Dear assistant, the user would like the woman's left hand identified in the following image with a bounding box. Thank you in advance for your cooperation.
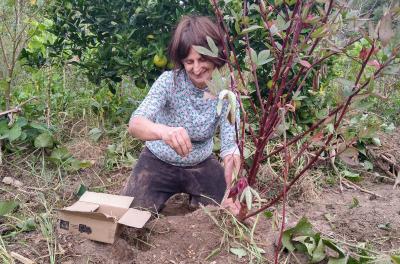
[223,154,241,188]
[221,197,241,216]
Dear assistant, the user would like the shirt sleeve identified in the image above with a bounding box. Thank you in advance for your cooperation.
[131,71,172,121]
[219,97,240,158]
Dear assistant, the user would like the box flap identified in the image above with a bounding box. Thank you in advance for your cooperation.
[118,208,151,228]
[63,201,99,213]
[79,191,134,208]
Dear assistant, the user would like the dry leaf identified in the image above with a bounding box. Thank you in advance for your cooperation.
[338,146,359,166]
[10,252,35,264]
[2,177,23,188]
[378,12,394,46]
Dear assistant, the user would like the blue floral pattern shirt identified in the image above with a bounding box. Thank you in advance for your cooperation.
[131,70,239,166]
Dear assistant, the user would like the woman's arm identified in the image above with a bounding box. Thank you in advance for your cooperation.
[129,116,192,157]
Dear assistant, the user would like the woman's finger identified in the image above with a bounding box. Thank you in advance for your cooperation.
[178,129,192,155]
[174,133,188,157]
[170,133,183,156]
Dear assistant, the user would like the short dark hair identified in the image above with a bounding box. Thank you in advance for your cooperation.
[168,16,227,70]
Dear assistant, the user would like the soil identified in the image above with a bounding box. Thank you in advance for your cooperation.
[1,130,399,263]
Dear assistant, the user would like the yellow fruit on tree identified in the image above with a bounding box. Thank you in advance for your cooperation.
[153,54,168,68]
[166,61,175,70]
[267,80,274,89]
[293,100,302,109]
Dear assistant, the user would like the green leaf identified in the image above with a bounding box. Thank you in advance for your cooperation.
[372,137,381,146]
[257,50,272,66]
[8,125,22,142]
[230,247,247,258]
[17,217,36,232]
[292,236,316,256]
[363,161,373,171]
[311,237,326,263]
[192,45,218,58]
[311,25,328,39]
[30,122,49,132]
[50,147,71,161]
[264,211,273,218]
[323,239,346,258]
[76,184,87,198]
[34,133,54,148]
[206,36,219,55]
[0,201,19,216]
[88,128,103,142]
[249,48,257,65]
[241,25,262,34]
[391,255,400,264]
[282,217,315,252]
[328,256,348,264]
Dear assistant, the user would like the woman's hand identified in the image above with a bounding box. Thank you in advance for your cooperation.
[222,154,241,215]
[161,127,193,157]
[221,197,241,215]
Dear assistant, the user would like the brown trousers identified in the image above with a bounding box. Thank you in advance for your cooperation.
[121,148,226,213]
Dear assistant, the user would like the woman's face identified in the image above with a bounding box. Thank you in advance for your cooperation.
[182,47,216,89]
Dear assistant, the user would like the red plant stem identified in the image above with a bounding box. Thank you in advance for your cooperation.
[244,40,387,221]
[243,0,264,113]
[274,108,289,264]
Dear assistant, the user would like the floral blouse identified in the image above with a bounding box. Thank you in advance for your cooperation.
[131,70,239,166]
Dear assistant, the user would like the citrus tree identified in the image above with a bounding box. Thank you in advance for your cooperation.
[25,0,214,91]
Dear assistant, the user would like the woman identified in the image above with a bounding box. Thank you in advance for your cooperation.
[122,16,240,214]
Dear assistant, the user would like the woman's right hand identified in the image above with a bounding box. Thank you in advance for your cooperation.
[161,127,192,157]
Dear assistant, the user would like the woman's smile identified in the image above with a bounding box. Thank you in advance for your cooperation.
[182,47,216,89]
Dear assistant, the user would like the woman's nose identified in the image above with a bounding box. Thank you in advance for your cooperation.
[193,61,202,74]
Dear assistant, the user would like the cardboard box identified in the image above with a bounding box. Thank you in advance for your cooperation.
[57,191,151,244]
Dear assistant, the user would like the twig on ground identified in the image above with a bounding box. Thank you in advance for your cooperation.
[341,178,383,198]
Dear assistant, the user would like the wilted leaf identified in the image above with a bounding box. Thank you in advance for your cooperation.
[378,12,394,46]
[34,133,54,148]
[230,247,247,258]
[349,197,360,209]
[299,59,312,69]
[338,146,359,166]
[0,201,19,216]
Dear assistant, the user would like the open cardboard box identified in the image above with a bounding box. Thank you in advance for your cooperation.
[57,191,151,244]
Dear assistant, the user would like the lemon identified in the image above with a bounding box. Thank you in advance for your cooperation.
[153,54,168,68]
